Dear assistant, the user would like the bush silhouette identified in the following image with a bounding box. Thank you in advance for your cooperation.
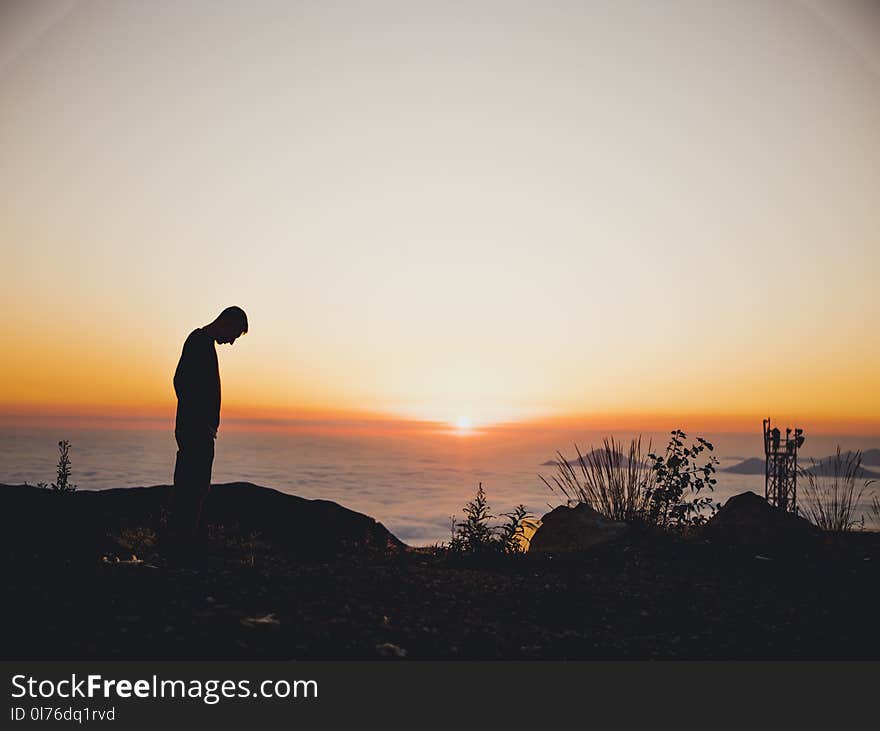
[37,440,78,494]
[449,483,532,555]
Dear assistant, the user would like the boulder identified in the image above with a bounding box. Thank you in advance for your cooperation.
[701,491,822,554]
[0,482,405,563]
[529,503,628,553]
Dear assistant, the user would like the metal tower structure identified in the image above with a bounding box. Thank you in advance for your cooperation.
[762,418,804,513]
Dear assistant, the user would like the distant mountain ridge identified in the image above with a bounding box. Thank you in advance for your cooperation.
[723,451,880,479]
[856,449,880,466]
[722,458,766,475]
[541,449,646,469]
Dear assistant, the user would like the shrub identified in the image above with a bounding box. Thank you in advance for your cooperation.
[645,430,718,529]
[113,526,157,561]
[799,447,875,533]
[539,437,655,522]
[449,483,533,555]
[37,440,78,494]
[206,523,272,566]
[497,505,533,555]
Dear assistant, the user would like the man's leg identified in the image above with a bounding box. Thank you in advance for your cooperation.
[191,436,215,545]
[167,431,214,561]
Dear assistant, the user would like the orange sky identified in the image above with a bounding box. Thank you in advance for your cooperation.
[2,1,879,435]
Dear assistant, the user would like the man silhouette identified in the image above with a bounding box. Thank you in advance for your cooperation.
[165,306,248,563]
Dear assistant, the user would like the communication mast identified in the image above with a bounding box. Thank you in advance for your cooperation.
[762,418,804,512]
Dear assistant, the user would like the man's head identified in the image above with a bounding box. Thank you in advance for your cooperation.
[210,306,248,345]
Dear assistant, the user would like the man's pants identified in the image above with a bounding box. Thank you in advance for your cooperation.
[168,429,215,557]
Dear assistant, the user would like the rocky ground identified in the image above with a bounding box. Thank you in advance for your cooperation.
[2,484,879,659]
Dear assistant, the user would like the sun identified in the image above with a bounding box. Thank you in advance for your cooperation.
[455,415,473,432]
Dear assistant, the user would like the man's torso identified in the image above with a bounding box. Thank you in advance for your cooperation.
[174,327,221,435]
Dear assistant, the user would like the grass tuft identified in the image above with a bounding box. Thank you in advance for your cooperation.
[799,447,875,533]
[539,437,655,522]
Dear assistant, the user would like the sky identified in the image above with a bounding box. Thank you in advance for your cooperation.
[2,0,879,434]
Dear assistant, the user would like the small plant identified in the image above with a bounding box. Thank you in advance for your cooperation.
[449,483,533,555]
[449,483,495,553]
[37,440,78,493]
[645,430,718,529]
[497,505,532,554]
[239,530,267,567]
[114,526,157,560]
[206,523,271,566]
[799,447,875,533]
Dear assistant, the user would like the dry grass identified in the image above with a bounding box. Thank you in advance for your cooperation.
[113,526,158,560]
[799,447,875,533]
[540,437,656,522]
[208,524,271,566]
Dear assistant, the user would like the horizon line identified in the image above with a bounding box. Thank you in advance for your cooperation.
[1,404,879,437]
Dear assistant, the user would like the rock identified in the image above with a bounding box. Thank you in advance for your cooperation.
[529,503,628,553]
[241,613,280,628]
[375,642,408,658]
[0,482,405,564]
[701,491,822,554]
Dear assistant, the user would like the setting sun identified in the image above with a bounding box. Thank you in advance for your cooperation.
[455,416,473,433]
